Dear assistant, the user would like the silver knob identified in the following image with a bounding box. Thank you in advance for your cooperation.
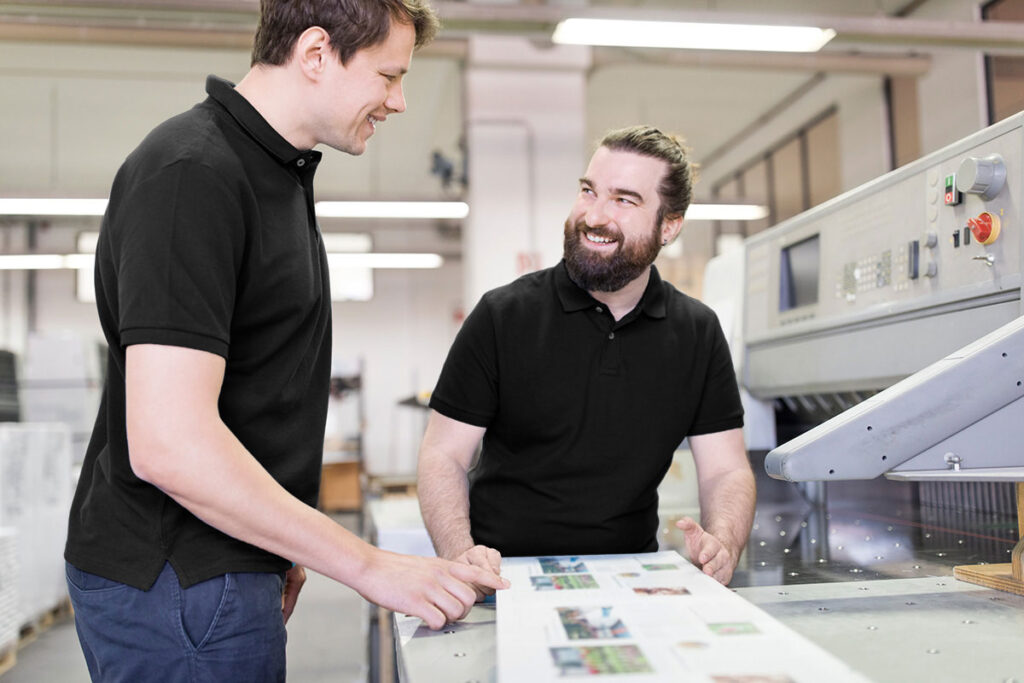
[925,261,938,278]
[924,231,938,249]
[956,154,1006,200]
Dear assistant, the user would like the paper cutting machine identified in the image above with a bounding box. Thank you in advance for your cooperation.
[742,111,1024,594]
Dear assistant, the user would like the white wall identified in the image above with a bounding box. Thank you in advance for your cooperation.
[330,263,463,475]
[912,0,989,155]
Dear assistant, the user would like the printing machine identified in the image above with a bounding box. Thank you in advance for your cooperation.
[743,110,1024,595]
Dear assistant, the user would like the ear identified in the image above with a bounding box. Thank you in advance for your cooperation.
[293,26,333,80]
[660,213,684,246]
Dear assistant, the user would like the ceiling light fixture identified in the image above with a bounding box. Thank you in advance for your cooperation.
[314,201,469,219]
[0,198,109,216]
[0,252,442,271]
[326,253,443,269]
[552,18,836,52]
[0,198,470,220]
[687,204,770,221]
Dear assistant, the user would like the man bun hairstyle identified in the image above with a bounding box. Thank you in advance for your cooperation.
[598,125,696,225]
[252,0,440,67]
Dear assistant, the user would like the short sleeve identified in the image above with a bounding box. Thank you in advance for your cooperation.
[687,312,745,436]
[110,160,245,358]
[429,296,500,427]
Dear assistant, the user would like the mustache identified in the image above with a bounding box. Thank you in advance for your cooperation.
[569,218,622,242]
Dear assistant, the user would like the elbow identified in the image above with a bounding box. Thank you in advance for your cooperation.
[126,416,184,488]
[126,428,165,486]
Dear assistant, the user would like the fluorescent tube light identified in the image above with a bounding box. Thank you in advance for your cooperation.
[0,251,440,271]
[553,18,836,52]
[0,254,80,270]
[0,198,469,220]
[326,253,443,269]
[687,204,769,221]
[0,198,108,216]
[321,233,373,252]
[315,201,469,219]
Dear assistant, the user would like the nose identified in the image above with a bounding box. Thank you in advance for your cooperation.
[584,199,610,227]
[386,83,407,114]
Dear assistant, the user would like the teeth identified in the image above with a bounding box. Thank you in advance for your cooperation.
[367,116,377,129]
[586,232,614,244]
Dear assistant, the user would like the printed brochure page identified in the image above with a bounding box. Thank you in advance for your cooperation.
[497,551,869,682]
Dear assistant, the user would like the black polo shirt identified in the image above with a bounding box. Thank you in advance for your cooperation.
[430,261,743,557]
[65,75,332,589]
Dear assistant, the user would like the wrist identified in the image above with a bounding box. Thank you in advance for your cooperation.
[439,539,474,561]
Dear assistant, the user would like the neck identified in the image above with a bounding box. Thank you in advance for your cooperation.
[589,266,651,321]
[234,65,313,150]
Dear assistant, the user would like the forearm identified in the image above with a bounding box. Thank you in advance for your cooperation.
[698,467,756,557]
[133,419,376,590]
[417,450,474,560]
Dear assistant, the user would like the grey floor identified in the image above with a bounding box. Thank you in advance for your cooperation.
[3,514,368,682]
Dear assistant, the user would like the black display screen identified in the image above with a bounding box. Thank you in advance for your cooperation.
[779,235,820,312]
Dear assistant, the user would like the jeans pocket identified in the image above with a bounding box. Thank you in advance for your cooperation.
[65,562,127,596]
[180,573,230,650]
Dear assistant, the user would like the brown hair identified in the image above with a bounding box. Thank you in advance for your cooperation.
[598,125,696,224]
[251,0,439,67]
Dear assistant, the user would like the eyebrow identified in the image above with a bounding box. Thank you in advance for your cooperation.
[579,177,645,203]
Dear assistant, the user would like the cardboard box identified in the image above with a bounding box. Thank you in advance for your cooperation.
[319,461,362,511]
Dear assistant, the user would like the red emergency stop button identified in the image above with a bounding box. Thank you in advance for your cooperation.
[967,211,1001,245]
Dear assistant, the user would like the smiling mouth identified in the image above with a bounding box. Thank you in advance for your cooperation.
[367,114,384,131]
[584,231,617,246]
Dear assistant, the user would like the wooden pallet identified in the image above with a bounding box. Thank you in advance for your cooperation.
[366,474,418,499]
[18,598,73,649]
[0,646,15,678]
[955,482,1024,596]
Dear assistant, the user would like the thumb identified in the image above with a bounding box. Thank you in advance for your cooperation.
[676,517,704,558]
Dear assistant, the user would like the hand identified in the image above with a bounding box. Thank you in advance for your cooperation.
[356,549,510,630]
[676,516,737,585]
[453,544,502,601]
[281,564,306,623]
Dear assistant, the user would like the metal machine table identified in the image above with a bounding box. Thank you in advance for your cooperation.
[394,577,1024,682]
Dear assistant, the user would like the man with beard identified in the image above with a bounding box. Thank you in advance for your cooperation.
[417,126,755,593]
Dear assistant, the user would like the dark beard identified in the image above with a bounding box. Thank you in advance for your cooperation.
[562,218,661,292]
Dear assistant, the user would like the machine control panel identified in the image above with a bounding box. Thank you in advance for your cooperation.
[743,112,1024,397]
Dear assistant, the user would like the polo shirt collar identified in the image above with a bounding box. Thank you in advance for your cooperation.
[555,260,667,319]
[205,75,321,169]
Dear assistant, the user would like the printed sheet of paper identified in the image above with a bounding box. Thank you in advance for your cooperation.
[497,551,869,682]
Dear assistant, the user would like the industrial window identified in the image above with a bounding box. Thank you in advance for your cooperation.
[710,107,839,244]
[885,76,922,169]
[983,0,1024,124]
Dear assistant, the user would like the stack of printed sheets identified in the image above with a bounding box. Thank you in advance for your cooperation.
[497,551,870,682]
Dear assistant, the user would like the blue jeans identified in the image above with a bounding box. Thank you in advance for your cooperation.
[66,561,287,682]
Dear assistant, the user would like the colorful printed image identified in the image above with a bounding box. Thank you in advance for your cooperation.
[616,572,641,578]
[674,640,709,650]
[540,557,590,574]
[711,676,795,683]
[707,622,760,636]
[557,606,631,640]
[550,645,654,675]
[531,574,599,591]
[633,586,690,596]
[641,563,680,571]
